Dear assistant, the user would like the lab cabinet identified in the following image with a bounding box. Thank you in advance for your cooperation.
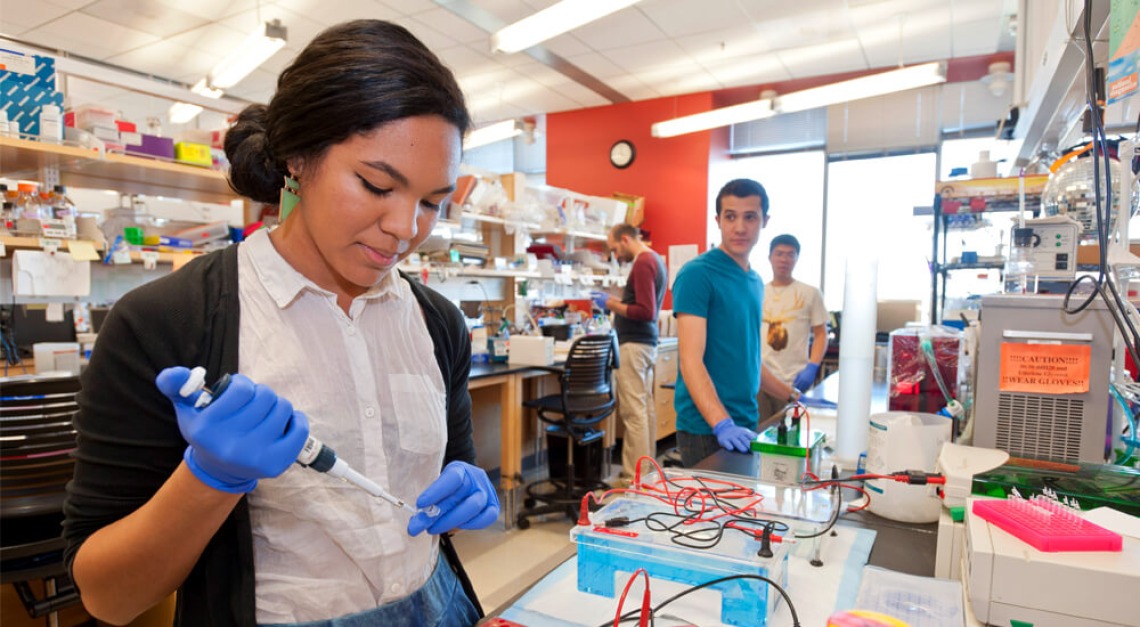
[653,338,678,440]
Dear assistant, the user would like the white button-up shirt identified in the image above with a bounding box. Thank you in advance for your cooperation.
[237,230,446,623]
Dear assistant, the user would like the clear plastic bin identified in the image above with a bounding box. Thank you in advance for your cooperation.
[572,497,790,626]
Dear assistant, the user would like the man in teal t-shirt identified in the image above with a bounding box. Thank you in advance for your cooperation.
[673,179,800,467]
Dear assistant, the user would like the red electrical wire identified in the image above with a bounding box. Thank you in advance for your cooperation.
[612,568,652,627]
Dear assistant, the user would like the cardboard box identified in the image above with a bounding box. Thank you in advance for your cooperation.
[508,335,554,366]
[0,48,64,137]
[174,141,212,167]
[613,192,646,226]
[125,134,175,160]
[499,172,527,202]
[34,342,81,375]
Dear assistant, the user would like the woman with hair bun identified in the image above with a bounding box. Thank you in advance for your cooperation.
[63,20,495,626]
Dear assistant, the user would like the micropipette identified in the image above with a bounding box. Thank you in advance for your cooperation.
[179,367,439,518]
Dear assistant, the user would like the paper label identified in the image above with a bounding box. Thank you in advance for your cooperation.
[999,342,1091,394]
[140,250,159,270]
[68,240,101,261]
[0,49,35,75]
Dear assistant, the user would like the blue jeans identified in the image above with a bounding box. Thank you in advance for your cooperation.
[676,431,722,468]
[260,557,480,627]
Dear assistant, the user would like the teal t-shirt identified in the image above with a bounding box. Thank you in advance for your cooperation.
[672,248,764,435]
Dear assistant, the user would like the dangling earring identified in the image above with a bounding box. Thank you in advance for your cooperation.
[280,174,301,221]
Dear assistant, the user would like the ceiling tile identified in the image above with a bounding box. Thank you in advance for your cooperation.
[736,0,847,23]
[20,12,160,60]
[600,39,689,75]
[413,7,489,44]
[103,39,201,79]
[79,0,210,39]
[377,0,441,16]
[638,0,751,38]
[44,0,99,9]
[550,80,611,109]
[856,9,953,68]
[540,33,591,58]
[569,6,666,52]
[564,52,626,80]
[776,38,868,78]
[673,25,774,64]
[393,15,457,51]
[605,74,660,101]
[465,0,549,26]
[0,1,71,34]
[273,0,401,26]
[161,22,248,54]
[166,0,257,22]
[700,54,791,88]
[438,44,505,76]
[952,18,1003,57]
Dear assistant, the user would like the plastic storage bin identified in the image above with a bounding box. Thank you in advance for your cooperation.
[573,497,789,626]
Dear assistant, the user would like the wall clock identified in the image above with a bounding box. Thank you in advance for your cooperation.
[609,140,635,169]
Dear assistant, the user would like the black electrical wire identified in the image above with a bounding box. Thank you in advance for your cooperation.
[1061,0,1140,382]
[602,573,802,627]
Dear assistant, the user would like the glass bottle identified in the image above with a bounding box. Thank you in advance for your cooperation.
[1003,227,1039,294]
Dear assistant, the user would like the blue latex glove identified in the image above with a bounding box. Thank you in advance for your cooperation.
[407,461,500,536]
[590,291,610,311]
[156,367,310,494]
[793,362,821,392]
[712,417,756,453]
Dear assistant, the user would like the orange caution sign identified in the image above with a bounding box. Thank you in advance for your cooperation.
[998,343,1091,395]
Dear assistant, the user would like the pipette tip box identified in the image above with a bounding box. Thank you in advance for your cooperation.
[572,497,789,627]
[972,495,1122,552]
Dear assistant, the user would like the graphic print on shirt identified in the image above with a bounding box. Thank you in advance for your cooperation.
[764,288,803,352]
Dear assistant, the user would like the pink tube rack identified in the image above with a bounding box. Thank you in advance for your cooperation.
[972,495,1123,552]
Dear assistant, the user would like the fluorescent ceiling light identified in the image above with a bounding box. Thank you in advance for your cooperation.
[169,102,204,124]
[776,62,946,113]
[190,78,224,99]
[651,99,775,138]
[651,62,947,138]
[491,0,643,54]
[464,120,522,150]
[208,19,287,89]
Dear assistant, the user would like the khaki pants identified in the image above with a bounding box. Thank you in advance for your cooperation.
[616,342,657,480]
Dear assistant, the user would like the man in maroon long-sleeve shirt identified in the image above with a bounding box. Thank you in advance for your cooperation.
[603,223,667,483]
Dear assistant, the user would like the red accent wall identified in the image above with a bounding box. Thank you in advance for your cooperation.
[547,93,715,308]
[545,53,1015,309]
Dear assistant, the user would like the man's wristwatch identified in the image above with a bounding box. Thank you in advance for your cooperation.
[787,389,802,404]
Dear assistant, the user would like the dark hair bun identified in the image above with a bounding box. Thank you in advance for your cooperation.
[225,104,286,204]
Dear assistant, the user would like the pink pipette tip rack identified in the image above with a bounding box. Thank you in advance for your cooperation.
[972,495,1123,552]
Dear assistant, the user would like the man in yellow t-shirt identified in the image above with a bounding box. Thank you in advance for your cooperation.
[759,234,828,426]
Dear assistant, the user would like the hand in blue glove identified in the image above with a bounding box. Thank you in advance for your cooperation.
[407,461,500,536]
[156,367,310,494]
[793,362,820,392]
[712,417,756,453]
[591,291,610,311]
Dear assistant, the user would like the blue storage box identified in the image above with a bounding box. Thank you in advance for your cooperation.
[0,48,64,138]
[572,497,790,626]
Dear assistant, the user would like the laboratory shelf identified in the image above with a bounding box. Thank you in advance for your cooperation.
[1,136,234,205]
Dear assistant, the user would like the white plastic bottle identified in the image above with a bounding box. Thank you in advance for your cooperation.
[39,104,63,143]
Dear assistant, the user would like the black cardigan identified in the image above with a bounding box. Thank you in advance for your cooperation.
[63,244,475,626]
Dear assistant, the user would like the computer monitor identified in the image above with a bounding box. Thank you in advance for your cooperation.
[876,300,921,341]
[5,305,77,357]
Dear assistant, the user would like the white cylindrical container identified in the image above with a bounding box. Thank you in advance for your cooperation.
[865,412,951,523]
[39,104,63,143]
[836,255,877,464]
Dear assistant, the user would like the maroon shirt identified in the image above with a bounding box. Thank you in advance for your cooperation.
[614,249,667,345]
